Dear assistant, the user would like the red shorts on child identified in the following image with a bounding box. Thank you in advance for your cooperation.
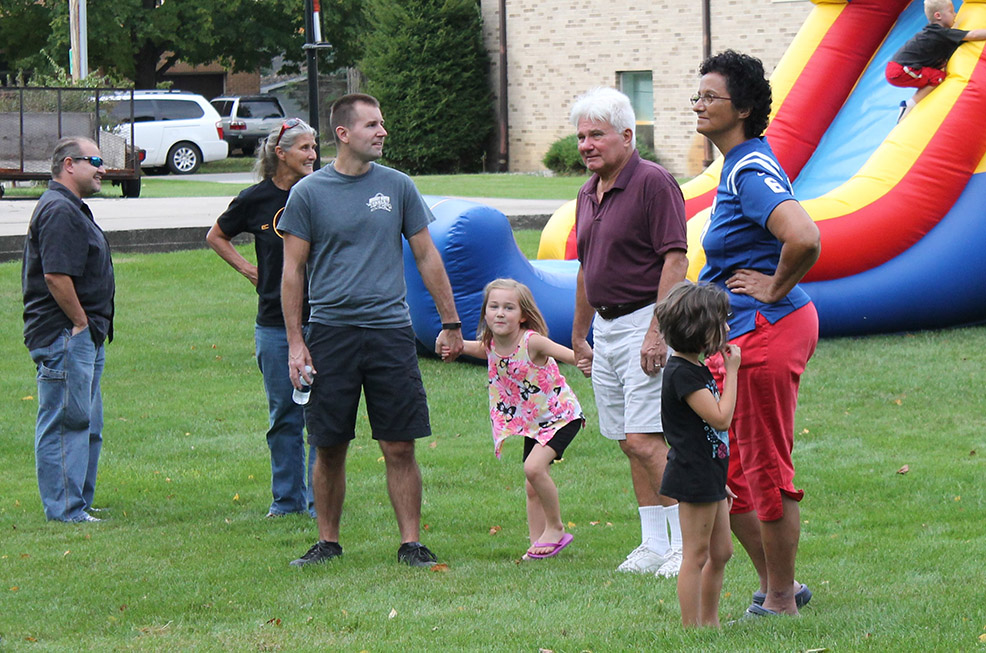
[885,60,946,89]
[707,304,818,522]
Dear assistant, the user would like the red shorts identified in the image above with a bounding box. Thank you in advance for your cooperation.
[885,60,946,89]
[707,303,818,521]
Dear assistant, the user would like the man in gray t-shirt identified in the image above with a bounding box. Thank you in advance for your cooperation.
[279,93,463,568]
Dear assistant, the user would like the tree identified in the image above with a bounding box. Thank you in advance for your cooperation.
[361,0,492,174]
[0,0,366,88]
[0,0,55,76]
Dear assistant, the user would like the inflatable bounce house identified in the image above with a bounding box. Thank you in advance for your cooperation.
[406,0,986,351]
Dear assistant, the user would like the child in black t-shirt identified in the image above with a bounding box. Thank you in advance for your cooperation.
[886,0,986,121]
[654,282,740,628]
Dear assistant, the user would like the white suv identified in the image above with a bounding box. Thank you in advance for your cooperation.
[107,90,228,174]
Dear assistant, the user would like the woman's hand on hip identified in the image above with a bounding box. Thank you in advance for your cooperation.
[726,269,781,303]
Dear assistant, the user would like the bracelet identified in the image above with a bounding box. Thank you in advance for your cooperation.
[441,321,462,330]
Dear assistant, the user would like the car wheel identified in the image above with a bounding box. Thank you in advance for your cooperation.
[121,178,141,198]
[167,142,202,174]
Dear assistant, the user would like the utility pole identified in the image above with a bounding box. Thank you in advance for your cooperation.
[497,0,509,172]
[69,0,88,81]
[304,0,334,170]
[304,0,321,169]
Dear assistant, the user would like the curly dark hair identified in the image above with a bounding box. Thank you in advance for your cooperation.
[699,50,772,139]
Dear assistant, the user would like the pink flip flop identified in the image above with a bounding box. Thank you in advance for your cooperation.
[526,533,574,559]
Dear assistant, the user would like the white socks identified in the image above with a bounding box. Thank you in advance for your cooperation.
[639,505,671,556]
[639,505,682,555]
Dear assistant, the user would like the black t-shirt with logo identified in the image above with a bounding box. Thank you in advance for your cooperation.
[217,178,309,327]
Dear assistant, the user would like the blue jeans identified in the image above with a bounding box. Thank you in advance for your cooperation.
[29,327,104,521]
[255,324,315,516]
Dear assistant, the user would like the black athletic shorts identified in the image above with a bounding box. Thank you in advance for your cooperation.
[522,419,582,462]
[305,323,431,447]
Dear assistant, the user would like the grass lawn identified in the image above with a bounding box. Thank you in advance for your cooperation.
[1,240,985,650]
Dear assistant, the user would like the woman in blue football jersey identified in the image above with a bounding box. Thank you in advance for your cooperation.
[692,50,820,618]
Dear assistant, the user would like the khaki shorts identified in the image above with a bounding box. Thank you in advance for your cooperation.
[590,303,665,439]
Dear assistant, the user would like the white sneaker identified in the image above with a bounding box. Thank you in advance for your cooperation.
[655,549,682,578]
[616,544,669,573]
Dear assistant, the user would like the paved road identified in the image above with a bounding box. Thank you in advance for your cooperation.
[1,172,568,237]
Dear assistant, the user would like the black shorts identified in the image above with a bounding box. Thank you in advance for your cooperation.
[522,419,582,462]
[304,323,431,447]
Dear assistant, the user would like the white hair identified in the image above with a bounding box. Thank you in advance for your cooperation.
[569,87,636,142]
[254,119,317,180]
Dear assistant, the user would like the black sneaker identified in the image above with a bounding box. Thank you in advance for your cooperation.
[397,541,438,567]
[289,540,342,567]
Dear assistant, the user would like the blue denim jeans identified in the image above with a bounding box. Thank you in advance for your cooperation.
[29,327,104,521]
[255,324,315,516]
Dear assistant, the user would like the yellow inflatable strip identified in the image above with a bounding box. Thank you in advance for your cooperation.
[537,199,576,260]
[685,208,710,281]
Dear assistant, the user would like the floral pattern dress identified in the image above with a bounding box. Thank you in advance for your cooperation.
[487,330,583,458]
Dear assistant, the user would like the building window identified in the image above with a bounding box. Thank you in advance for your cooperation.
[619,71,654,151]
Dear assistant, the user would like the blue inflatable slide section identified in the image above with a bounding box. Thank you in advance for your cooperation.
[403,197,580,353]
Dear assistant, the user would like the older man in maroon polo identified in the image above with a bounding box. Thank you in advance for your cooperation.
[570,87,689,577]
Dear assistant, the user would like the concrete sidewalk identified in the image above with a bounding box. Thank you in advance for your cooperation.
[0,193,567,262]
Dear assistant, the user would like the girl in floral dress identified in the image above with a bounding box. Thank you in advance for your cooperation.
[446,279,584,559]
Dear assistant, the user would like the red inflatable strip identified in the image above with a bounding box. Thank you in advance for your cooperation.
[805,59,986,282]
[769,0,912,180]
[565,222,578,259]
[684,189,715,221]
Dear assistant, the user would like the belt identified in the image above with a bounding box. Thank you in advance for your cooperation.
[595,299,653,320]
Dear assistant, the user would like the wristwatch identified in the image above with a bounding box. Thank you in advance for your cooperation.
[441,321,462,330]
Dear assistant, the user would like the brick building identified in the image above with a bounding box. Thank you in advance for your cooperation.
[479,0,813,176]
[162,61,260,100]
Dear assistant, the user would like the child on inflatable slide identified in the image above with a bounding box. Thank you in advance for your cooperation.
[886,0,986,121]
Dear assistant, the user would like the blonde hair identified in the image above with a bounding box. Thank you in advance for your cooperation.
[925,0,954,21]
[477,279,549,349]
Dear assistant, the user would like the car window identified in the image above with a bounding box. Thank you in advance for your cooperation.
[211,100,232,117]
[109,99,156,123]
[240,99,283,120]
[158,99,205,121]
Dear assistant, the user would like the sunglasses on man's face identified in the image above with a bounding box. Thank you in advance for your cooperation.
[72,155,104,168]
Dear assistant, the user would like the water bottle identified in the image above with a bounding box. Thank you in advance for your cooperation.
[292,365,313,405]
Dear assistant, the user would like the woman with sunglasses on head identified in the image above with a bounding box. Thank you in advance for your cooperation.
[207,118,319,518]
[692,50,820,618]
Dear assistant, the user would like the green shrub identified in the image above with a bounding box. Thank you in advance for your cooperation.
[542,134,661,175]
[542,135,583,175]
[637,138,661,166]
[361,0,493,174]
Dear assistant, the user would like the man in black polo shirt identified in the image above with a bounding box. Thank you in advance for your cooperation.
[22,137,115,522]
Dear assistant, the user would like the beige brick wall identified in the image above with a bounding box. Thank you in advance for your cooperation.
[480,0,813,176]
[224,72,262,96]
